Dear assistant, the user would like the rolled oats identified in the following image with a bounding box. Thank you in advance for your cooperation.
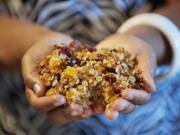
[39,40,144,108]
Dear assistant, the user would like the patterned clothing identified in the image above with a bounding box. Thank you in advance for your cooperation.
[1,0,180,135]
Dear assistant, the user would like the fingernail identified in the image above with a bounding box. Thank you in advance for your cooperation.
[112,111,119,120]
[146,74,156,92]
[33,83,40,94]
[122,90,133,100]
[71,110,81,116]
[106,110,119,120]
[54,95,65,107]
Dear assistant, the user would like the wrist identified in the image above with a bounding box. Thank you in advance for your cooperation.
[124,25,172,65]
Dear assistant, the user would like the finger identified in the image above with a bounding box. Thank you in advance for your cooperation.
[110,98,135,113]
[26,88,65,112]
[69,103,84,116]
[96,34,156,93]
[69,104,93,118]
[105,110,119,120]
[137,45,156,93]
[93,104,105,114]
[47,107,71,124]
[22,57,46,97]
[122,89,151,105]
[142,72,156,93]
[21,45,55,96]
[105,98,135,120]
[82,107,93,118]
[23,71,45,97]
[22,35,74,96]
[48,106,83,124]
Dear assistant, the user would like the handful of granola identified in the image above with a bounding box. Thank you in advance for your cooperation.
[39,40,143,108]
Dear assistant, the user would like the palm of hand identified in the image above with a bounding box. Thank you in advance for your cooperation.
[22,34,156,123]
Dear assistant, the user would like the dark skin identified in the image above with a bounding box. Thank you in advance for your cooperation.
[0,2,180,123]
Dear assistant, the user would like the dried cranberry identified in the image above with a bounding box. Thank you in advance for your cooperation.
[96,54,105,61]
[69,40,81,50]
[39,64,47,72]
[104,75,116,83]
[134,80,143,89]
[56,74,60,81]
[67,57,81,66]
[121,72,129,77]
[72,57,81,66]
[112,87,121,94]
[60,47,72,58]
[105,67,115,73]
[75,57,81,65]
[84,45,96,52]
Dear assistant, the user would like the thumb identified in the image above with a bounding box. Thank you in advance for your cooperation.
[142,72,156,93]
[24,72,46,96]
[22,53,46,97]
[136,44,156,93]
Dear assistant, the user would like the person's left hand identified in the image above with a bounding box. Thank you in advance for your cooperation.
[22,34,98,124]
[96,33,156,120]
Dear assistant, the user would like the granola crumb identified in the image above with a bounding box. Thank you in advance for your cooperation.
[39,40,144,109]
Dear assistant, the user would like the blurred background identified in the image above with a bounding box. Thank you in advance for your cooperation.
[0,0,180,135]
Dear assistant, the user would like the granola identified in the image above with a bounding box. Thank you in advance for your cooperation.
[39,40,143,108]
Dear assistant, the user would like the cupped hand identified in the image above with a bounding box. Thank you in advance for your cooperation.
[22,33,156,123]
[96,34,156,120]
[22,34,95,124]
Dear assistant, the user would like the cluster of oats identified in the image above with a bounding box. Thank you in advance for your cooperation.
[39,40,143,108]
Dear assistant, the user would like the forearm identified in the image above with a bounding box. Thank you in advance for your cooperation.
[0,15,59,69]
[126,2,180,65]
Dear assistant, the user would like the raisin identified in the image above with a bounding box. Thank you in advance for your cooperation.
[104,75,116,83]
[112,87,121,94]
[105,67,115,73]
[84,45,96,52]
[67,57,81,66]
[69,40,81,50]
[71,57,81,66]
[96,54,105,61]
[60,47,72,58]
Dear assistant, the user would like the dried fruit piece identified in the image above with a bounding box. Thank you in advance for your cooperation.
[64,66,77,77]
[49,55,60,68]
[112,87,121,94]
[45,88,59,96]
[39,40,143,109]
[105,67,115,73]
[104,75,116,83]
[61,47,72,58]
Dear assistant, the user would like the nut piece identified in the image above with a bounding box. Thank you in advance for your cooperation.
[39,40,143,109]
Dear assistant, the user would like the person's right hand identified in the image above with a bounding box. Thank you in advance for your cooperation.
[96,34,156,120]
[22,34,95,124]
